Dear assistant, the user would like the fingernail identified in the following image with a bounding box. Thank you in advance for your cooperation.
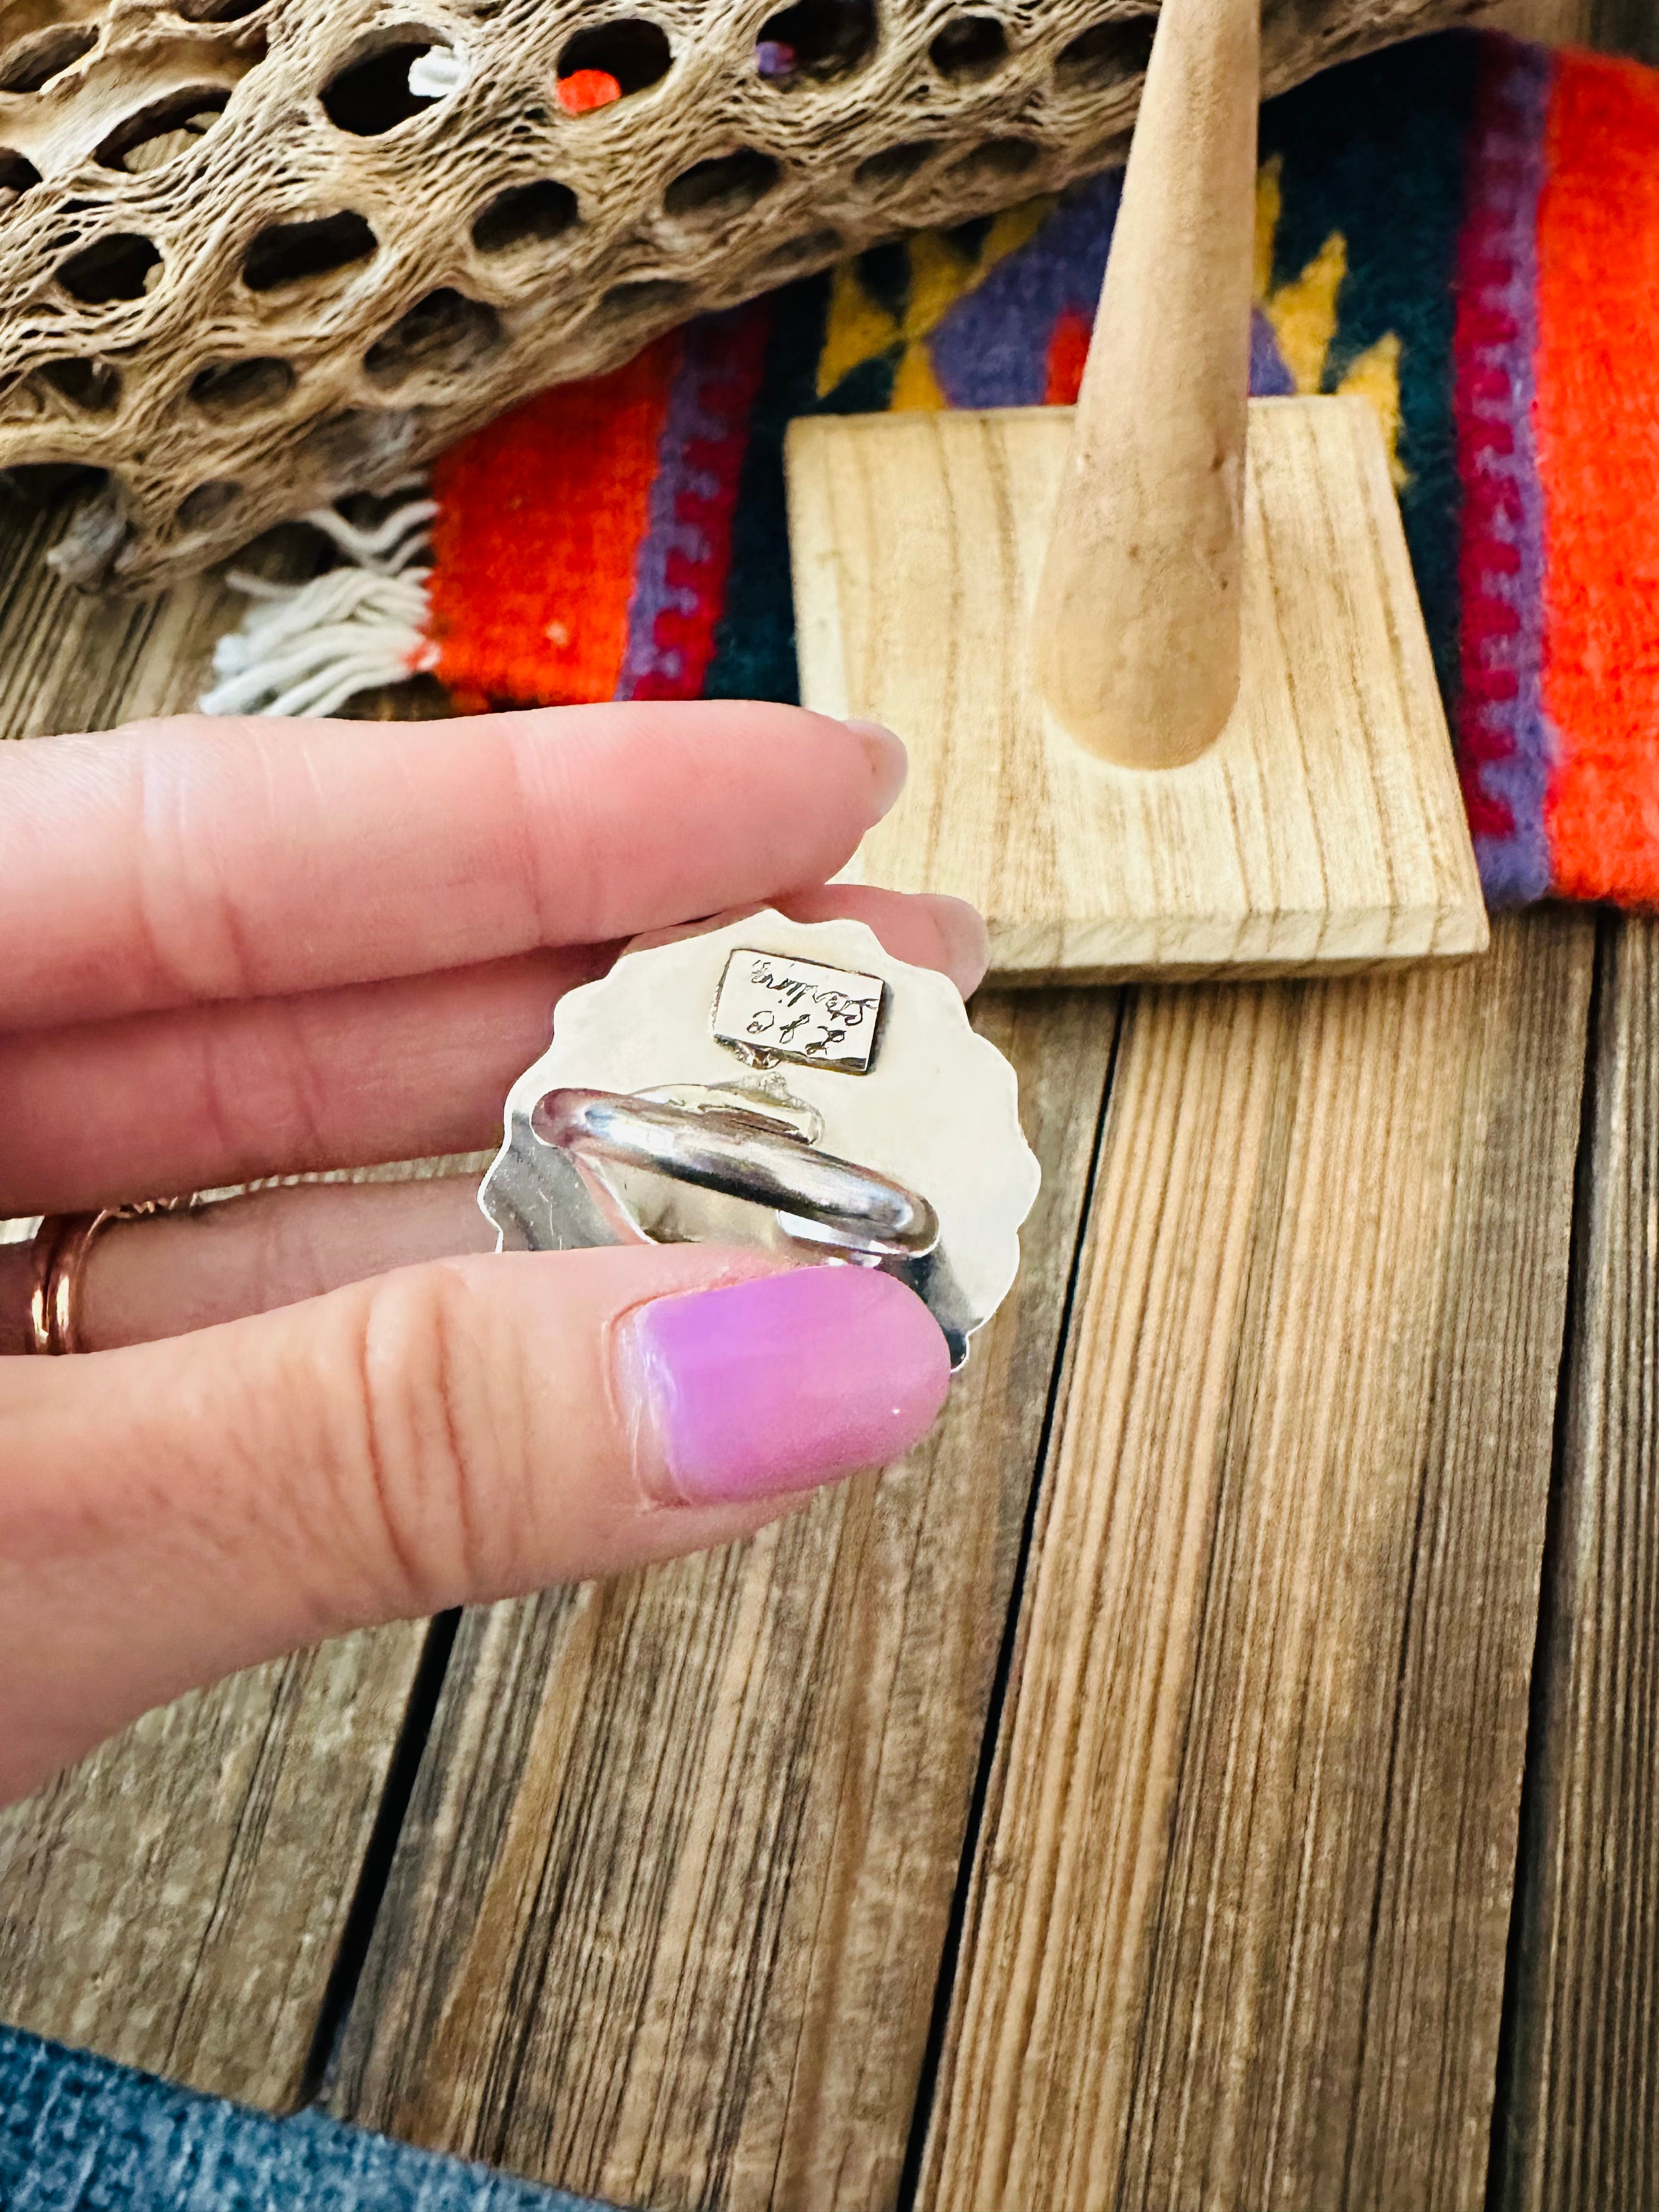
[844,718,909,817]
[617,1267,951,1506]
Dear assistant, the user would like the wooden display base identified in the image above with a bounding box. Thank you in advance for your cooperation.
[786,394,1488,984]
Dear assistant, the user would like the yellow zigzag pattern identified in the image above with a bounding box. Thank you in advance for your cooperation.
[1256,156,1405,485]
[816,200,1052,405]
[814,163,1404,482]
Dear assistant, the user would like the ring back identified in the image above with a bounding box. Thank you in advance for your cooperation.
[479,910,1041,1368]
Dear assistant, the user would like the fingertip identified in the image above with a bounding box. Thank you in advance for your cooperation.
[924,894,991,997]
[840,719,910,820]
[773,885,990,997]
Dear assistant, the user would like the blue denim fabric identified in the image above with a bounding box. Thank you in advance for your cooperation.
[0,2028,606,2211]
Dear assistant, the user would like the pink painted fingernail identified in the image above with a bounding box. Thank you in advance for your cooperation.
[844,718,909,816]
[617,1267,951,1506]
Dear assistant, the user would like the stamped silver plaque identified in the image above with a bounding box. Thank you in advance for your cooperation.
[479,911,1040,1368]
[712,948,885,1073]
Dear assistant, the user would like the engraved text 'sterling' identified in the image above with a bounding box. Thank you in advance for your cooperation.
[712,949,886,1073]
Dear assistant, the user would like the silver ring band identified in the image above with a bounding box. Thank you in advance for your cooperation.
[533,1087,939,1256]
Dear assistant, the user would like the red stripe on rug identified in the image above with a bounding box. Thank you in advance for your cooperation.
[427,338,677,708]
[1536,50,1659,902]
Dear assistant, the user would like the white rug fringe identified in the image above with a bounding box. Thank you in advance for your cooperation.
[200,485,438,719]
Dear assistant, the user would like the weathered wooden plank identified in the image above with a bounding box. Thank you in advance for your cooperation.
[1492,915,1659,2212]
[918,911,1593,2212]
[0,502,229,740]
[327,989,1115,2212]
[0,503,433,2109]
[0,1629,435,2107]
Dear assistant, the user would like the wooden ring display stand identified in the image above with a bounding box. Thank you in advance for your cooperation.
[785,0,1487,984]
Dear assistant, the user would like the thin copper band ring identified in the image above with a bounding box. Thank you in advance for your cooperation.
[26,1200,189,1355]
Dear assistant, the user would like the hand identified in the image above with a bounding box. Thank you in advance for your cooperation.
[0,703,986,1805]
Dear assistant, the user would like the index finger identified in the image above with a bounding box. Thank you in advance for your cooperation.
[0,703,906,1031]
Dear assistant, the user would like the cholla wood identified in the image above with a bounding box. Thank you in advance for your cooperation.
[0,0,1476,594]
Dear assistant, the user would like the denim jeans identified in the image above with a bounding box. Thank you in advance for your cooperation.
[0,2026,604,2211]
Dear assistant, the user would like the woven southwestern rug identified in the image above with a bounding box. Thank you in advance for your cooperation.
[205,29,1659,911]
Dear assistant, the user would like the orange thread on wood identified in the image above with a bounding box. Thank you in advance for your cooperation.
[556,69,622,113]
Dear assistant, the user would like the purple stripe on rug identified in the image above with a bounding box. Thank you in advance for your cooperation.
[1453,34,1555,905]
[927,167,1297,407]
[1250,306,1298,397]
[928,171,1121,407]
[617,316,741,697]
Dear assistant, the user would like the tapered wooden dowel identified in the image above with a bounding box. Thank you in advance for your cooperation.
[1032,0,1259,769]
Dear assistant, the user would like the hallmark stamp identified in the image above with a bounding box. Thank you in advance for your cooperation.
[712,948,886,1073]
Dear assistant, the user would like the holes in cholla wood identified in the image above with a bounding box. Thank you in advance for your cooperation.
[0,459,112,523]
[754,0,874,86]
[759,224,840,273]
[176,477,240,529]
[595,275,690,326]
[664,148,778,223]
[297,405,416,482]
[21,461,127,584]
[1055,13,1157,86]
[364,287,500,387]
[471,177,578,254]
[96,87,230,173]
[242,210,376,292]
[56,232,161,303]
[928,13,1008,81]
[950,136,1040,185]
[322,31,458,136]
[853,139,940,191]
[174,0,266,21]
[189,354,295,417]
[554,20,671,109]
[0,149,41,206]
[34,356,120,411]
[0,22,96,93]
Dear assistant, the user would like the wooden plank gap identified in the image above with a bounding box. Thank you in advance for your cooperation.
[1487,912,1659,2212]
[302,1610,464,2103]
[1481,902,1607,2212]
[894,989,1131,2212]
[917,914,1594,2212]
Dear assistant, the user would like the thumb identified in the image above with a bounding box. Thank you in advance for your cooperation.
[0,1249,951,1803]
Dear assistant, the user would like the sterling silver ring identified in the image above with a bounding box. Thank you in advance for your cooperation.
[533,1087,939,1257]
[480,911,1041,1369]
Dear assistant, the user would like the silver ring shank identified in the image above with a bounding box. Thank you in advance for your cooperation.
[533,1088,939,1256]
